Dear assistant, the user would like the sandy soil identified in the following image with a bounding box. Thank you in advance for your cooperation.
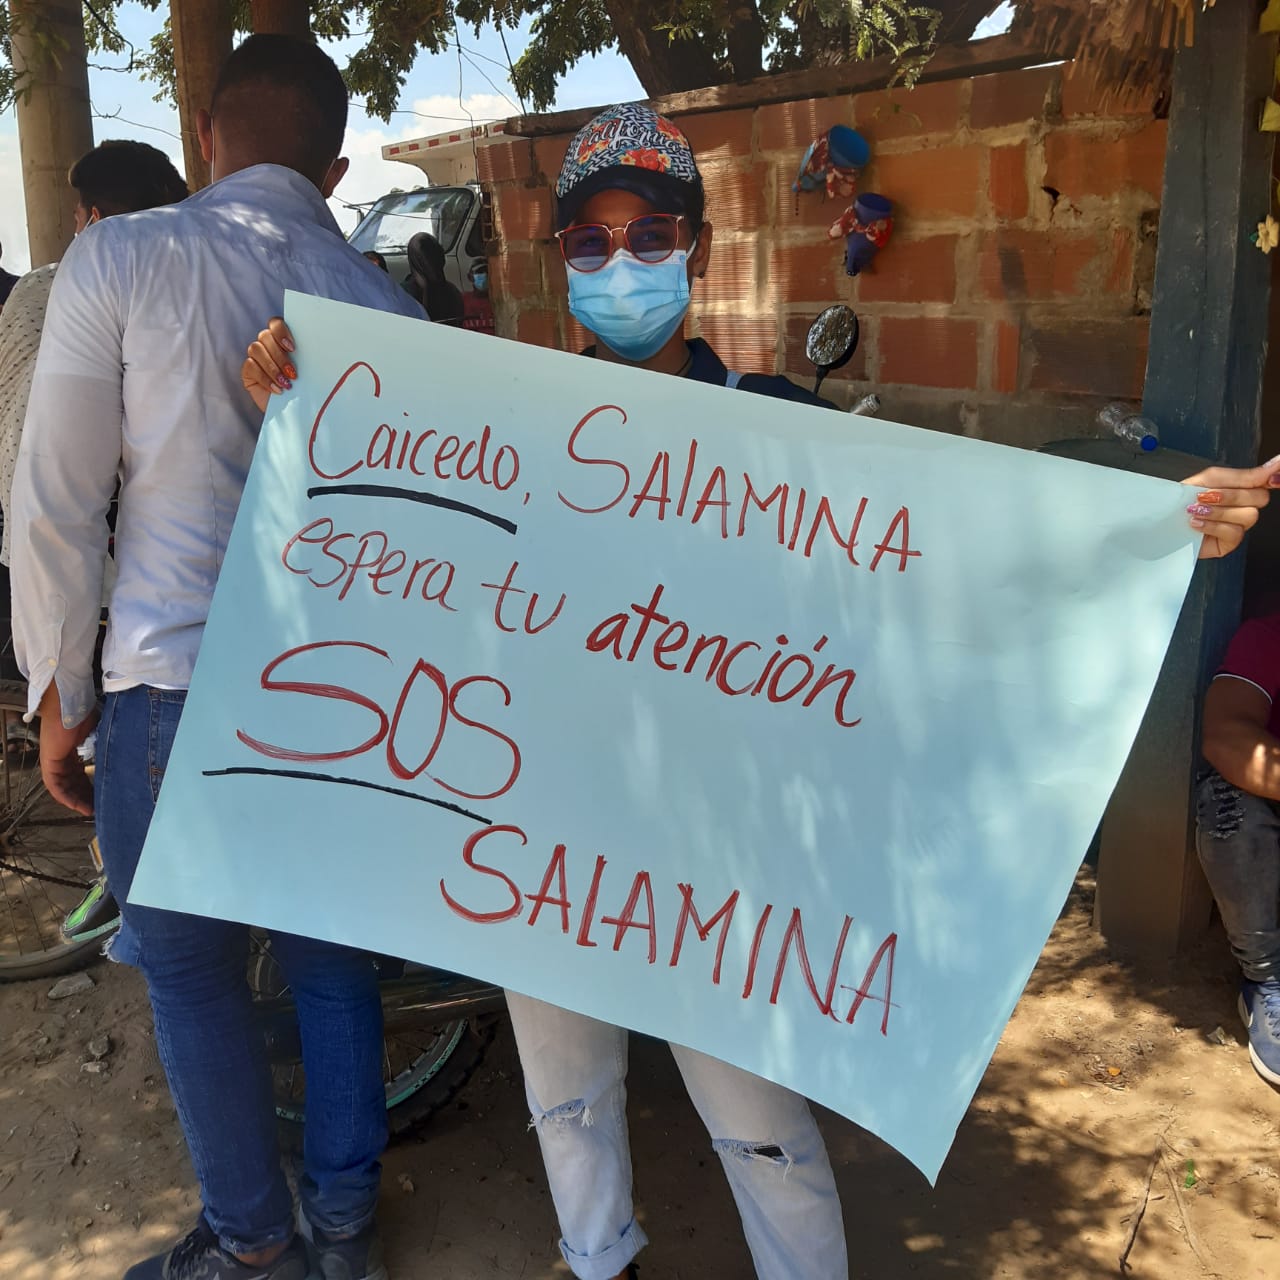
[2,871,1278,1280]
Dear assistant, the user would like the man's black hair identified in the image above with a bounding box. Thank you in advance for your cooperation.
[68,140,189,217]
[210,34,348,184]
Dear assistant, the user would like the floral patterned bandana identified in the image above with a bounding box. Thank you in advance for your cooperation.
[556,104,700,218]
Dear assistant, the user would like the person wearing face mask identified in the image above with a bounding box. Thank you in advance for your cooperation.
[463,257,496,334]
[508,104,850,1280]
[0,141,187,781]
[0,141,189,574]
[240,103,1280,1280]
[245,107,849,1280]
[557,104,834,411]
[11,35,424,1280]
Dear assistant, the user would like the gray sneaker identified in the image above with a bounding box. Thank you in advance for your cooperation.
[1239,979,1280,1086]
[123,1218,309,1280]
[305,1223,388,1280]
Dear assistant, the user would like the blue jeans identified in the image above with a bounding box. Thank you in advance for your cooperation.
[96,686,387,1256]
[505,992,848,1280]
[1195,772,1280,982]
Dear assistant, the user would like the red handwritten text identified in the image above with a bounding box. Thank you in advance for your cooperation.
[309,361,520,490]
[236,641,521,802]
[585,583,860,727]
[439,824,898,1034]
[281,518,458,609]
[557,405,920,574]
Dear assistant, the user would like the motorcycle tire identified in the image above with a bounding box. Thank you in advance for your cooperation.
[245,935,500,1149]
[273,1011,499,1150]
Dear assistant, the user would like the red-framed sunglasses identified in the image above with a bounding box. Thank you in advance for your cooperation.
[557,214,686,273]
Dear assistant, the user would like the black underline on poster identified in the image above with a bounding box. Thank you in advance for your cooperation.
[202,766,491,825]
[306,483,517,535]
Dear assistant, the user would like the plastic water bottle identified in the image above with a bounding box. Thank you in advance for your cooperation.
[1099,402,1158,452]
[849,393,881,417]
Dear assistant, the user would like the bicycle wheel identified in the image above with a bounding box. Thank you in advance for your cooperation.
[0,680,102,981]
[246,934,497,1147]
[0,763,102,980]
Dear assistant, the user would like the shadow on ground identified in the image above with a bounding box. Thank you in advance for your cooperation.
[2,869,1277,1280]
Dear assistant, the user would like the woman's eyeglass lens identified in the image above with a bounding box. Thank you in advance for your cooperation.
[559,214,684,272]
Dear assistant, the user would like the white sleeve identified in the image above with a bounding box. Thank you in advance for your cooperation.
[10,235,125,724]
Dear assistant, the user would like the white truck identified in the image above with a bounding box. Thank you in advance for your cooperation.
[346,122,507,293]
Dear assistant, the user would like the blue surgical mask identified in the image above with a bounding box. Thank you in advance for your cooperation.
[472,272,487,291]
[567,250,691,362]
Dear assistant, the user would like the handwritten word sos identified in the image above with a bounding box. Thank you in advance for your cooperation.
[559,405,920,574]
[309,361,519,489]
[235,640,521,803]
[441,824,898,1034]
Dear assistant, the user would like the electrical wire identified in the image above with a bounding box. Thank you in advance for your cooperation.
[347,97,494,126]
[82,0,139,71]
[456,47,522,115]
[91,104,181,141]
[496,24,528,114]
[454,17,483,178]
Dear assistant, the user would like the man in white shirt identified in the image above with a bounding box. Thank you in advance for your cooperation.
[0,139,189,569]
[0,140,187,810]
[11,35,422,1280]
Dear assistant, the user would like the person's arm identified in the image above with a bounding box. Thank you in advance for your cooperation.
[1202,676,1280,799]
[10,236,126,813]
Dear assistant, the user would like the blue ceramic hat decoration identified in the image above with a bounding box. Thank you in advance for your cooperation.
[793,124,871,200]
[827,193,894,276]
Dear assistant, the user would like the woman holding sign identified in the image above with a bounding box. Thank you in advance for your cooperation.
[242,104,1280,1280]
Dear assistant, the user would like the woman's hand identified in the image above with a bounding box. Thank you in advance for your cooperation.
[1182,456,1280,559]
[241,316,297,414]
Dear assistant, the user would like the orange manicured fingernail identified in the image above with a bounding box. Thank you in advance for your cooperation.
[1196,491,1223,504]
[283,363,298,381]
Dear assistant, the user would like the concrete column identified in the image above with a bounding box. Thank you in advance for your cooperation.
[1095,0,1278,953]
[9,0,94,267]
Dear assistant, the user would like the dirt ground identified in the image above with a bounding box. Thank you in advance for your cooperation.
[2,870,1278,1280]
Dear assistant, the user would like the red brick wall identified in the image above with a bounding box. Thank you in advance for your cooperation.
[481,66,1165,444]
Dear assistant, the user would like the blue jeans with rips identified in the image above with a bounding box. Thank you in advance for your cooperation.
[96,685,387,1256]
[505,991,848,1280]
[1195,771,1280,982]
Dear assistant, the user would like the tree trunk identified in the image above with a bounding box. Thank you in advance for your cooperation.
[717,0,765,81]
[602,0,722,97]
[250,0,310,37]
[9,0,95,267]
[170,0,233,191]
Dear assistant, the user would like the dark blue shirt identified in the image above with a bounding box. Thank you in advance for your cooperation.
[685,338,838,409]
[582,338,839,410]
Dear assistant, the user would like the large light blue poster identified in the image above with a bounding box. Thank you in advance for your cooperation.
[131,291,1197,1182]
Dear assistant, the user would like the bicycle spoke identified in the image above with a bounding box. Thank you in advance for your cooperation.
[0,755,99,966]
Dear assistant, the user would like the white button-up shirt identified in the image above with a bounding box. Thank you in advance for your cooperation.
[0,263,56,567]
[11,164,425,724]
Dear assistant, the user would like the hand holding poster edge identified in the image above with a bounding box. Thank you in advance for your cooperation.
[130,291,1200,1184]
